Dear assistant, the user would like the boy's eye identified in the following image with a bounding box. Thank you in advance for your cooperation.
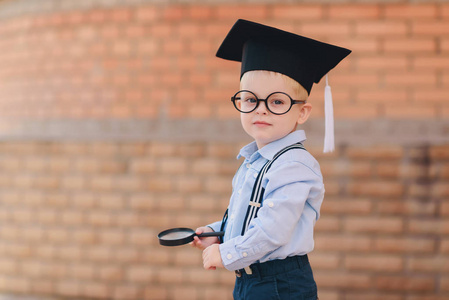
[244,97,257,104]
[270,99,285,105]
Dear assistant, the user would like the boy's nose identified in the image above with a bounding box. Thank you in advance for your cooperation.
[255,100,268,114]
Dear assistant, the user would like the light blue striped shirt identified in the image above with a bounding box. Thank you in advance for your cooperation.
[208,130,324,271]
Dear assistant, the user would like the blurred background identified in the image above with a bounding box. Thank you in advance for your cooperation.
[0,0,448,299]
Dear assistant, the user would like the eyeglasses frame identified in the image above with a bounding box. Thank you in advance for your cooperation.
[231,90,307,115]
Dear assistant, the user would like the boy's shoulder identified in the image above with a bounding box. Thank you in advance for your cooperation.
[270,146,322,177]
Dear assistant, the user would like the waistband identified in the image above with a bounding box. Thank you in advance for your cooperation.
[235,254,309,278]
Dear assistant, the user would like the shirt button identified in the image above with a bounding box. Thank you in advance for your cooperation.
[253,173,257,178]
[238,189,242,195]
[242,252,248,258]
[268,202,274,208]
[230,213,235,220]
[227,254,233,260]
[246,163,251,169]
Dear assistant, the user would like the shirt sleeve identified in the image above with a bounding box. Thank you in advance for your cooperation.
[219,153,324,271]
[206,220,222,232]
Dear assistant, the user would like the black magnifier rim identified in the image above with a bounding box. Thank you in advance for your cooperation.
[158,227,196,246]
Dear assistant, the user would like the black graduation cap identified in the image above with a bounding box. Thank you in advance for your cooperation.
[216,19,351,95]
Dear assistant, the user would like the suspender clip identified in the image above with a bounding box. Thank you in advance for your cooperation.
[249,201,261,208]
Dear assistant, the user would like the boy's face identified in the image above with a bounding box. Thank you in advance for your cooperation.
[239,71,312,149]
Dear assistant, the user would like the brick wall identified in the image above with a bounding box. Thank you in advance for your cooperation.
[0,1,448,299]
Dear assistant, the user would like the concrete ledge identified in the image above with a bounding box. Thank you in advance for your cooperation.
[0,118,448,147]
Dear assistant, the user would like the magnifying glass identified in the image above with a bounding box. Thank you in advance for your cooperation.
[157,228,225,247]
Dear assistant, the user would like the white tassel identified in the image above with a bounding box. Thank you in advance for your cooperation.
[323,74,335,153]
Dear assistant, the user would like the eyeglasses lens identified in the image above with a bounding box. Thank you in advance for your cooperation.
[234,91,291,114]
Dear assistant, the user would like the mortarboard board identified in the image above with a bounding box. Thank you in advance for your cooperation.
[215,19,352,152]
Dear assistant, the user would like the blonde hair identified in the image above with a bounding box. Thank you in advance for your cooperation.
[240,70,309,100]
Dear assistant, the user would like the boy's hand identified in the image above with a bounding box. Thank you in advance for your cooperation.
[191,226,220,250]
[202,244,224,270]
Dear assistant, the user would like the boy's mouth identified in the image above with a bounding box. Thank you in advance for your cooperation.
[253,121,271,127]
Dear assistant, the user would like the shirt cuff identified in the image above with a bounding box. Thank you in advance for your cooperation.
[219,238,261,271]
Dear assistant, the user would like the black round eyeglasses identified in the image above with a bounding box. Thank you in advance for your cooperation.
[231,90,307,115]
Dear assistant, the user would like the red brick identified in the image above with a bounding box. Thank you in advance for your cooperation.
[149,23,173,37]
[331,73,379,87]
[114,247,140,264]
[82,282,111,299]
[442,202,449,216]
[56,280,79,297]
[384,103,436,118]
[334,104,378,119]
[314,234,372,252]
[345,254,403,272]
[69,264,95,280]
[125,24,145,38]
[347,181,404,197]
[345,292,404,300]
[412,21,449,35]
[302,22,351,37]
[162,5,185,21]
[443,71,449,87]
[430,145,449,159]
[31,279,53,295]
[188,6,212,20]
[379,200,436,216]
[439,238,449,253]
[144,286,169,300]
[408,219,449,235]
[1,276,30,293]
[320,198,372,215]
[315,272,372,289]
[308,253,340,270]
[157,267,185,284]
[173,286,200,300]
[314,215,341,232]
[432,183,449,197]
[442,277,449,292]
[126,266,154,282]
[385,71,437,87]
[322,180,341,196]
[329,4,380,19]
[384,4,437,18]
[216,5,267,20]
[0,259,18,274]
[383,38,436,53]
[273,5,323,19]
[357,56,408,71]
[356,20,407,36]
[344,216,403,233]
[409,257,449,272]
[376,275,435,292]
[135,6,158,22]
[109,8,132,23]
[375,162,400,178]
[414,89,449,103]
[375,237,435,253]
[413,57,449,69]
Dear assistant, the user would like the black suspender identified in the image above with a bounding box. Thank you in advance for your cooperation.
[241,143,306,235]
[219,143,306,241]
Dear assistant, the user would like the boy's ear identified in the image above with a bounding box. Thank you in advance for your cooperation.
[296,103,312,125]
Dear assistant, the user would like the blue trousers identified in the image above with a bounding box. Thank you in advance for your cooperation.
[233,255,317,300]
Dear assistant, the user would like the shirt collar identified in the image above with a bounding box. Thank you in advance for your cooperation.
[237,130,307,160]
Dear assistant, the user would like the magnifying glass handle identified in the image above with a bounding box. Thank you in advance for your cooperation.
[197,231,225,238]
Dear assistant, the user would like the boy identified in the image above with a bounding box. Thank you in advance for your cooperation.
[192,19,351,299]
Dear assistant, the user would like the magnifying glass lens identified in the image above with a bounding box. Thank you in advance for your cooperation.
[160,231,192,240]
